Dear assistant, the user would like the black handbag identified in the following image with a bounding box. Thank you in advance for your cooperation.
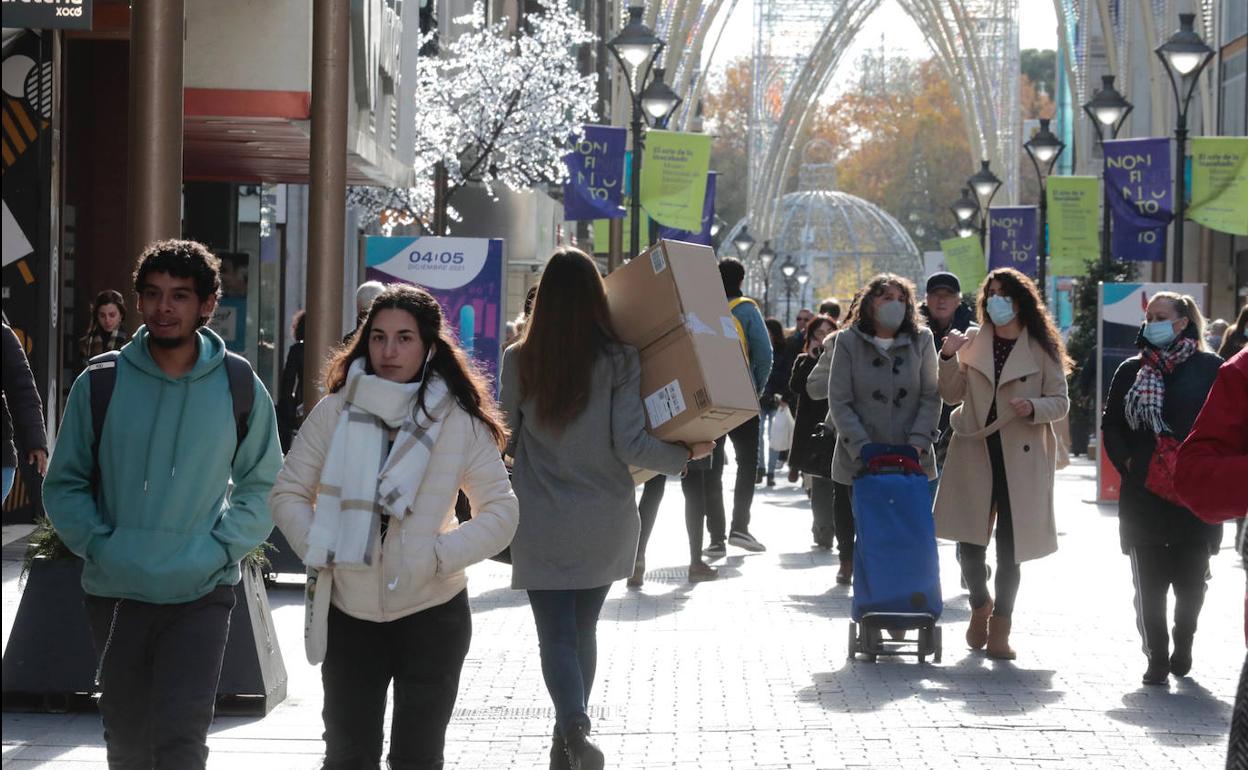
[793,422,836,478]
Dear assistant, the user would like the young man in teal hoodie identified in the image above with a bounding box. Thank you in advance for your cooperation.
[44,240,282,769]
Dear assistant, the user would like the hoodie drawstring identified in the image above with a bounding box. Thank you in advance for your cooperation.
[142,383,168,493]
[168,380,191,481]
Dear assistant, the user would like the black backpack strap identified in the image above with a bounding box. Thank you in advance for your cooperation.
[86,351,122,491]
[223,352,255,458]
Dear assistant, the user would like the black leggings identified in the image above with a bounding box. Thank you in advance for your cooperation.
[681,438,727,563]
[958,433,1021,618]
[636,474,667,564]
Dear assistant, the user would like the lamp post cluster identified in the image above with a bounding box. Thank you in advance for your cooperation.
[1082,74,1133,269]
[728,224,808,323]
[949,159,1002,252]
[1024,118,1066,298]
[607,6,683,260]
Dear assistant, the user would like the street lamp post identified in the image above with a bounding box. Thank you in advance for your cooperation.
[757,239,776,315]
[1082,74,1133,268]
[951,186,982,244]
[780,255,798,323]
[1024,118,1065,299]
[1155,13,1215,282]
[608,7,681,261]
[966,160,1003,254]
[795,266,811,320]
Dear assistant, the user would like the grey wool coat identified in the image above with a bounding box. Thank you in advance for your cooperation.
[500,343,690,590]
[826,325,941,484]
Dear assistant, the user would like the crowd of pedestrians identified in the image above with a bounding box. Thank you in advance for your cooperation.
[0,236,1240,769]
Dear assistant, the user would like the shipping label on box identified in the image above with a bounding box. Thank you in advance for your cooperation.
[644,380,687,428]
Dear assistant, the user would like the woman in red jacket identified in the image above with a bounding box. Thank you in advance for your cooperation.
[1175,348,1247,770]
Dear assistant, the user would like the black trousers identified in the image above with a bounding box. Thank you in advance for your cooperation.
[1127,542,1210,662]
[709,415,760,541]
[810,476,855,561]
[1231,651,1248,770]
[636,474,667,564]
[682,438,727,562]
[321,590,472,770]
[85,584,236,770]
[958,433,1022,618]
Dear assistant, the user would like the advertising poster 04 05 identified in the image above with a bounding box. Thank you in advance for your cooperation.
[365,236,505,388]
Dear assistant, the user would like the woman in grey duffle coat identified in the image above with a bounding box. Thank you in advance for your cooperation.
[934,268,1070,661]
[826,274,941,585]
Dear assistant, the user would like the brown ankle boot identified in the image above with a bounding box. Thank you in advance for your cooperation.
[986,615,1016,660]
[966,598,993,650]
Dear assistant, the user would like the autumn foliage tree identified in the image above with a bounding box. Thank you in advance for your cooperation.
[701,58,752,231]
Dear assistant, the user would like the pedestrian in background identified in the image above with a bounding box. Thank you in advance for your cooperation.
[806,292,862,585]
[271,284,517,769]
[500,248,711,769]
[787,314,839,551]
[760,317,793,486]
[344,280,386,343]
[826,275,940,586]
[1174,348,1248,769]
[44,240,282,769]
[919,272,975,483]
[935,268,1070,660]
[818,297,841,323]
[2,322,47,501]
[1102,291,1223,686]
[275,309,305,453]
[698,257,772,559]
[1219,304,1248,360]
[78,289,129,369]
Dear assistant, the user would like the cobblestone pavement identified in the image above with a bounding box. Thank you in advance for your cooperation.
[3,457,1240,768]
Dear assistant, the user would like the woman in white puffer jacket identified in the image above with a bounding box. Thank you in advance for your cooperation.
[270,284,518,770]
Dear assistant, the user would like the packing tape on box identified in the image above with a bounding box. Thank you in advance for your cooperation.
[683,313,717,336]
[720,316,738,339]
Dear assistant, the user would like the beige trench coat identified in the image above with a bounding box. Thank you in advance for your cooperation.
[932,325,1069,562]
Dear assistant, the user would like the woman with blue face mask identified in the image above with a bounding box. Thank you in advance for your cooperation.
[934,268,1071,661]
[1102,291,1223,686]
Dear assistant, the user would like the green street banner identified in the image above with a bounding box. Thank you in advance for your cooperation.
[639,130,711,232]
[940,236,985,291]
[1046,176,1100,275]
[1188,137,1248,236]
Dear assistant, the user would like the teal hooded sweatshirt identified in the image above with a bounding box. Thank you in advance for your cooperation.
[44,326,282,604]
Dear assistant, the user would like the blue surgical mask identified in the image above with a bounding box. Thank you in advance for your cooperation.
[986,295,1015,326]
[1142,320,1177,348]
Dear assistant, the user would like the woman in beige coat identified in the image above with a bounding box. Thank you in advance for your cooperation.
[934,268,1070,660]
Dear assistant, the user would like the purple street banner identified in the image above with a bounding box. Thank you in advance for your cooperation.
[1103,137,1172,262]
[562,125,627,221]
[365,236,505,388]
[987,206,1038,277]
[657,171,717,246]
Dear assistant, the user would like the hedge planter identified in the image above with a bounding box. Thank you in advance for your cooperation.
[3,558,287,716]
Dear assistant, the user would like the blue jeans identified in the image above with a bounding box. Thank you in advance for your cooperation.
[526,585,611,736]
[1,466,14,502]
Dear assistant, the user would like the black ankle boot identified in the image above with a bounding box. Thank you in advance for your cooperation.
[1142,656,1170,686]
[562,722,604,770]
[550,725,571,770]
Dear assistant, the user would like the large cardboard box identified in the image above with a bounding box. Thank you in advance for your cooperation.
[605,240,760,485]
[605,240,737,352]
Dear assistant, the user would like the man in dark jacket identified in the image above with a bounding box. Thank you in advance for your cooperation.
[2,322,48,501]
[919,272,975,469]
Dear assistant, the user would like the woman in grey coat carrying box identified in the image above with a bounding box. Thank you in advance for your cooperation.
[826,274,941,585]
[500,248,713,770]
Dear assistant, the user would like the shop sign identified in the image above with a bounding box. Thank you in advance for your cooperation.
[2,0,93,31]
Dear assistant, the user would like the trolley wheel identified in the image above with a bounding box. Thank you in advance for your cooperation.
[933,626,943,664]
[848,622,858,659]
[918,653,926,664]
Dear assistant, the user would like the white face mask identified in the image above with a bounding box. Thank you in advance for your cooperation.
[876,299,906,331]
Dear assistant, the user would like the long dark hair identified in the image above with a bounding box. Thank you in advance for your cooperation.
[516,247,617,432]
[88,289,126,335]
[853,273,922,337]
[1219,304,1248,359]
[977,268,1073,373]
[803,314,838,354]
[322,284,507,450]
[765,318,786,352]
